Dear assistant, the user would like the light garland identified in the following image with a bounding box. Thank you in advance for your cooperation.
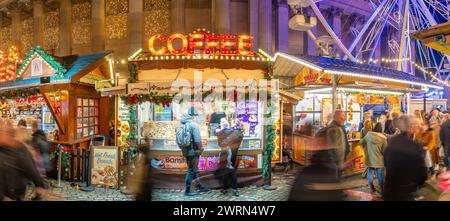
[16,46,66,80]
[324,70,442,90]
[0,46,20,83]
[304,87,404,95]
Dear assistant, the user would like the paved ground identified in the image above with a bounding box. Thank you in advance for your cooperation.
[26,169,374,201]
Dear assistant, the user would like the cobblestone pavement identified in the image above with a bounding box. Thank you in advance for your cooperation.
[27,170,371,201]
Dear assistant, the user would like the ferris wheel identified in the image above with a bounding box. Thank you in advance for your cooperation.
[288,0,450,88]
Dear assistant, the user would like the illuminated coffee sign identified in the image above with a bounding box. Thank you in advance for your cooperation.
[148,33,254,56]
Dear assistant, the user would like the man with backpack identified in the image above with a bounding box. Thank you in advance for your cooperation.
[176,107,209,196]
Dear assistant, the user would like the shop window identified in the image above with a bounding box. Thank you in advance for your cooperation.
[77,98,99,139]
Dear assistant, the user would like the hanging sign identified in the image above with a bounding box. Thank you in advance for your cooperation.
[126,83,150,94]
[148,32,255,56]
[91,146,120,188]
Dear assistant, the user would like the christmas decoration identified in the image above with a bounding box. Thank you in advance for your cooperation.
[262,110,276,181]
[0,46,20,82]
[127,62,138,83]
[263,61,274,80]
[126,104,138,146]
[50,144,72,178]
[0,88,40,100]
[124,92,173,107]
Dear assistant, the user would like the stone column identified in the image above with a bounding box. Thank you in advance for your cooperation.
[33,0,45,47]
[171,0,185,33]
[11,10,21,51]
[215,0,230,34]
[59,0,72,56]
[248,0,258,51]
[92,0,106,52]
[275,0,288,53]
[258,0,272,54]
[128,0,144,56]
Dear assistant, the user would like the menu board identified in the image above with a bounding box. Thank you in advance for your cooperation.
[91,146,120,188]
[236,101,259,137]
[153,103,172,121]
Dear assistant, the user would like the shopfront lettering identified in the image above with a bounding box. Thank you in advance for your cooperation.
[148,33,254,56]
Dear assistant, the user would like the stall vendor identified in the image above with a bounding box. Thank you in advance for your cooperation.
[207,104,227,137]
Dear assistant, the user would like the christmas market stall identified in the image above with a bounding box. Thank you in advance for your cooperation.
[99,29,282,188]
[0,46,114,180]
[273,53,443,176]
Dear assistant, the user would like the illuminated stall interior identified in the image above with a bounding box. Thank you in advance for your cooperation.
[272,53,442,173]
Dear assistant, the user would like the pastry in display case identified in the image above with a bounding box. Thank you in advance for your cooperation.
[142,121,178,139]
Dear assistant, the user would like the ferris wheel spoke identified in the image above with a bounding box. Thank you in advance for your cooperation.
[344,0,390,58]
[307,0,356,60]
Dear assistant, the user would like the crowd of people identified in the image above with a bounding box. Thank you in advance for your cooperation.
[290,108,450,201]
[0,119,60,201]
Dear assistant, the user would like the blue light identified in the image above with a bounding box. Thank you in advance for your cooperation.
[439,91,444,95]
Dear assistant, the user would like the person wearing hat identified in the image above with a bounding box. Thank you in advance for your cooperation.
[179,107,209,196]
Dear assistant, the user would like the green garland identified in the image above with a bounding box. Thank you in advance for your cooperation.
[126,104,139,146]
[50,145,72,178]
[16,46,67,79]
[264,61,274,80]
[128,62,138,83]
[125,92,174,106]
[262,110,276,181]
[0,88,40,100]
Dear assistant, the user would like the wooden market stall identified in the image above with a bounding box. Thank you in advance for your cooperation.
[273,53,443,176]
[0,47,114,180]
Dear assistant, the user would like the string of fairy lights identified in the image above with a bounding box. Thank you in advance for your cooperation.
[355,57,449,88]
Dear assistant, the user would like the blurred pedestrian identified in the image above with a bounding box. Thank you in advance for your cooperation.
[415,119,436,177]
[216,119,244,196]
[127,141,153,201]
[440,115,450,170]
[31,120,52,175]
[383,115,428,201]
[361,123,387,193]
[288,135,345,201]
[0,121,49,201]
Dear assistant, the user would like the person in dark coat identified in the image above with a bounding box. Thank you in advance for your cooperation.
[383,115,428,201]
[288,148,345,201]
[216,118,244,196]
[31,121,51,174]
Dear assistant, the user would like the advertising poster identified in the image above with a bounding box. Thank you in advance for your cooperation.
[117,98,130,147]
[343,144,366,176]
[236,101,258,137]
[151,156,187,169]
[154,103,172,121]
[237,155,258,169]
[199,156,220,171]
[91,146,120,188]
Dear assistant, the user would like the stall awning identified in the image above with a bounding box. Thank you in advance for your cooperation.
[279,90,302,104]
[411,22,450,56]
[273,53,443,90]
